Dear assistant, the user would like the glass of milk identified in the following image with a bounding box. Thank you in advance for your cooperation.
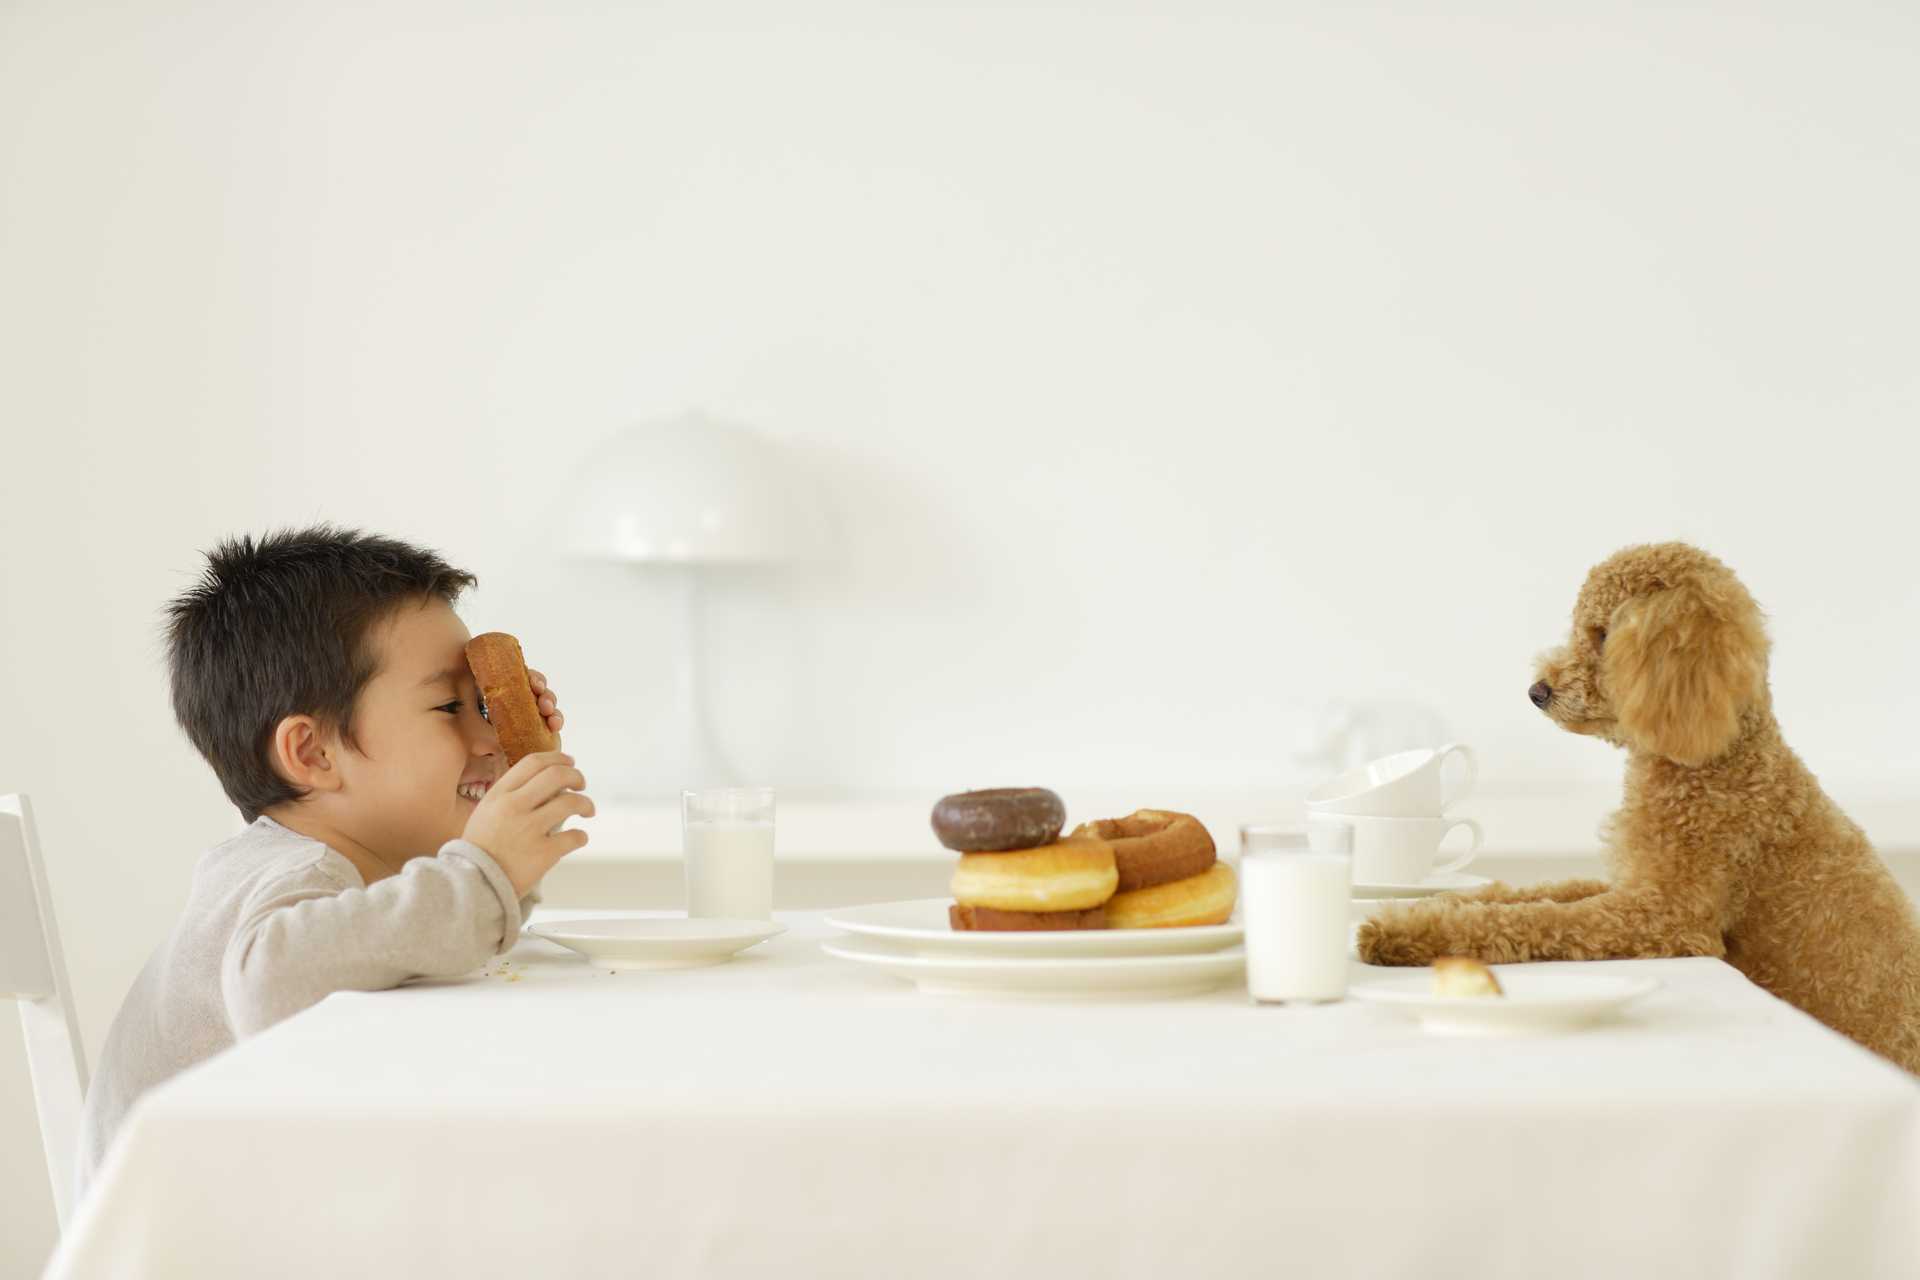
[681,787,775,920]
[1242,829,1352,1004]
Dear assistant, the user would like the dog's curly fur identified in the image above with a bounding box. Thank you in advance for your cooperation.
[1355,542,1920,1074]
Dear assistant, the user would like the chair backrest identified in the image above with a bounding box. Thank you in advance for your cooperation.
[1,794,88,1233]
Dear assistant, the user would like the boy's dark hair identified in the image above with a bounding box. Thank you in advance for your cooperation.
[164,524,479,822]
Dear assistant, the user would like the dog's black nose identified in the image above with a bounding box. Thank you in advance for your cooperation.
[1528,680,1553,709]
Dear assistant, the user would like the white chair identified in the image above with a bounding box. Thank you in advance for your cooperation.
[1,794,88,1233]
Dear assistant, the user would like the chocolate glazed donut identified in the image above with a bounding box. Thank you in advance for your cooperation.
[931,787,1066,853]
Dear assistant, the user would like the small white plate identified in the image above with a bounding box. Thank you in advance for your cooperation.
[1348,970,1662,1036]
[525,918,786,970]
[825,898,1243,959]
[822,935,1244,1000]
[1351,871,1492,899]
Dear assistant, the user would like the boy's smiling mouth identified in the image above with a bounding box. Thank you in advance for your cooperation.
[457,780,493,803]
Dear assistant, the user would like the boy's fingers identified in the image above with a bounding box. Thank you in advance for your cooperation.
[548,711,565,731]
[528,669,547,692]
[500,751,573,790]
[539,791,596,823]
[520,765,588,808]
[537,693,556,715]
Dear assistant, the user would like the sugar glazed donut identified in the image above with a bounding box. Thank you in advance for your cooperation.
[948,840,1117,913]
[931,787,1066,853]
[1068,809,1216,892]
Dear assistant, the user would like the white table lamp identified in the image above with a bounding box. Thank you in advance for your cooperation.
[558,412,829,791]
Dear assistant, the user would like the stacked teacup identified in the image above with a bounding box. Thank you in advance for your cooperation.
[1303,743,1481,890]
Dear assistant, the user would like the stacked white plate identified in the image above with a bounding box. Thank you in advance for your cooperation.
[823,898,1245,999]
[1351,870,1493,900]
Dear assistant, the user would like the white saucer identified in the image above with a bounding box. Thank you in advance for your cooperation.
[525,918,786,970]
[821,935,1244,1000]
[824,898,1242,959]
[1351,871,1492,899]
[1348,970,1661,1036]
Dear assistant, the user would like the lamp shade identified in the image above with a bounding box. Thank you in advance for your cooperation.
[557,413,830,564]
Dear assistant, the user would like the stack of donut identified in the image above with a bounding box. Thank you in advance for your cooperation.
[932,788,1236,931]
[1068,809,1237,929]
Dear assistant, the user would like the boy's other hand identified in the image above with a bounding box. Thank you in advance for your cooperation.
[462,751,592,898]
[527,667,565,746]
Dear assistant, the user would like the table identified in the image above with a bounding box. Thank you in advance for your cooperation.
[48,910,1920,1279]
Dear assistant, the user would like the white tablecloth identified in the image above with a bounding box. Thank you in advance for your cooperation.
[49,910,1920,1279]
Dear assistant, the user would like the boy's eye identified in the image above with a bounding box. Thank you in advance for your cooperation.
[436,701,464,715]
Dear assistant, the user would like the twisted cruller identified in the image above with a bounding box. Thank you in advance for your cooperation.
[464,632,558,767]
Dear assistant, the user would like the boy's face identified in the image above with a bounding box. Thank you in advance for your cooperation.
[329,596,502,861]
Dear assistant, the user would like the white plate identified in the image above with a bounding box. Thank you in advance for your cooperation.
[525,918,786,970]
[822,935,1244,999]
[824,898,1242,958]
[1348,970,1662,1036]
[1351,871,1492,899]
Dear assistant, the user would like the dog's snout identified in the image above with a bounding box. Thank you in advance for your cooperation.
[1528,680,1553,709]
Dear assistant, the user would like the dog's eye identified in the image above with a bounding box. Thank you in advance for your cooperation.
[1589,626,1608,650]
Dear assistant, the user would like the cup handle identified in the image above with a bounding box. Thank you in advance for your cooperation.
[1437,741,1478,810]
[1433,817,1481,875]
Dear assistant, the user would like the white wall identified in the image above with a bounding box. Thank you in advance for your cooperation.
[4,2,1918,1271]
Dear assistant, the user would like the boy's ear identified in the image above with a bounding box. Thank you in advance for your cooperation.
[270,715,344,794]
[1602,579,1768,766]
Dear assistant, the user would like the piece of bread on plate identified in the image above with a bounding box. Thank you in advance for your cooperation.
[1432,956,1504,998]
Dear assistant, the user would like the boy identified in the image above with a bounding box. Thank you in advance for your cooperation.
[75,524,593,1199]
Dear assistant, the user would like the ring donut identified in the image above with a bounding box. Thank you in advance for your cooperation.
[1105,861,1238,929]
[1068,809,1215,892]
[931,788,1066,853]
[949,904,1108,932]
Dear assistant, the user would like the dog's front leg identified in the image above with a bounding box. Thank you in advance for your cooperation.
[1448,877,1612,906]
[1355,887,1728,967]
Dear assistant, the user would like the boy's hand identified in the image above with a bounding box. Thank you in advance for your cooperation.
[462,750,592,898]
[526,668,565,742]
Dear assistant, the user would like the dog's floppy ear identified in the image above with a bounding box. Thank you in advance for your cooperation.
[1602,579,1768,766]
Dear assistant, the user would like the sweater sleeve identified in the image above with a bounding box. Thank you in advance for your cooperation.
[221,839,522,1038]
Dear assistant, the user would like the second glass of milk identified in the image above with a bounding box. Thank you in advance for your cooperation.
[1242,830,1352,1004]
[681,787,775,920]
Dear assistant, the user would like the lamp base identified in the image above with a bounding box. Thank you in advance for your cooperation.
[667,564,741,793]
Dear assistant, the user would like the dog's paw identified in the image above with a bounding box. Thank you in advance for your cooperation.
[1355,917,1438,967]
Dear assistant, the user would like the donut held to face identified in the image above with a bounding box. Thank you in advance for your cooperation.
[464,632,559,767]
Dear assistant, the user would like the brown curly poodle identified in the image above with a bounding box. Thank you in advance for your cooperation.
[1355,541,1920,1074]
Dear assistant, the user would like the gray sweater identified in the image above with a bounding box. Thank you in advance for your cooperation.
[75,814,538,1201]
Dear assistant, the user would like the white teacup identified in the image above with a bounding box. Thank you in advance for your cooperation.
[1307,813,1481,886]
[1303,743,1477,818]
